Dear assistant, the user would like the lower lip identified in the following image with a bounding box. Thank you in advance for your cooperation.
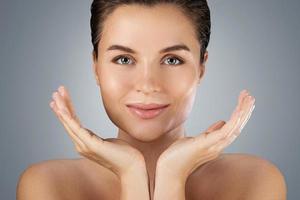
[127,105,169,119]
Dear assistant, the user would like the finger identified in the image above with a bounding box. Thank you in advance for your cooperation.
[50,100,85,148]
[203,120,226,134]
[214,97,256,151]
[52,91,72,118]
[239,102,255,133]
[197,91,251,148]
[231,95,255,137]
[201,91,251,144]
[51,101,100,159]
[53,90,82,128]
[197,90,248,141]
[210,93,247,139]
[197,91,246,142]
[50,100,86,149]
[226,95,252,137]
[218,91,254,137]
[58,86,75,113]
[58,86,81,124]
[200,110,242,148]
[57,108,104,148]
[230,89,249,119]
[214,133,238,152]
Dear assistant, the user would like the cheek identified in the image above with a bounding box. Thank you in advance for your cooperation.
[99,64,198,117]
[100,68,127,91]
[165,67,198,126]
[165,69,196,97]
[97,68,128,124]
[97,64,198,140]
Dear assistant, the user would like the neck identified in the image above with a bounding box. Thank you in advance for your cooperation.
[117,125,186,193]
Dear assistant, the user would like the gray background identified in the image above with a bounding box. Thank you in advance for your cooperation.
[1,0,299,199]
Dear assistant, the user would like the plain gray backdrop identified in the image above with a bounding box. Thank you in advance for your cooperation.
[1,0,299,199]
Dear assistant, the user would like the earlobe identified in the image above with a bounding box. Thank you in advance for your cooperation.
[198,51,208,84]
[92,52,100,86]
[93,64,100,86]
[198,66,205,84]
[204,51,209,63]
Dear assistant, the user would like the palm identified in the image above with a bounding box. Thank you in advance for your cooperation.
[157,90,256,179]
[49,86,145,177]
[157,136,200,177]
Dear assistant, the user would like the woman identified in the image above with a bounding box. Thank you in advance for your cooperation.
[17,0,286,199]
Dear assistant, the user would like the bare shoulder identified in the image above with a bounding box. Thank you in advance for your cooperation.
[17,158,120,200]
[186,153,287,200]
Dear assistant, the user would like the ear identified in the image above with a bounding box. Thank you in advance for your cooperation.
[198,51,208,84]
[92,51,100,86]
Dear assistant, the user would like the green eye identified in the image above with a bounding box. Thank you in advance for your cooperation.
[113,55,134,65]
[112,55,185,66]
[163,56,184,66]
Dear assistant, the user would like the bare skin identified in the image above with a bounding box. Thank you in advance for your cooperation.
[17,3,286,200]
[17,154,286,200]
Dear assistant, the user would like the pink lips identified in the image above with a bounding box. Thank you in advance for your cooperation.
[126,103,169,119]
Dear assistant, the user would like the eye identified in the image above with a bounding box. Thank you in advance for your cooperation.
[163,56,184,66]
[112,55,185,66]
[112,55,134,65]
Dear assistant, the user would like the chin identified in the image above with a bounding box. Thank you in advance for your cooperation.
[127,124,168,142]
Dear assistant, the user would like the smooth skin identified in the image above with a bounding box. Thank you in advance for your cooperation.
[17,3,287,200]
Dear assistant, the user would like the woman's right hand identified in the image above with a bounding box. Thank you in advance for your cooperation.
[49,85,146,178]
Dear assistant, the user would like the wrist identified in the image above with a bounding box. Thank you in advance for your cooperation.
[155,166,187,186]
[154,168,186,200]
[120,162,148,183]
[119,162,150,200]
[120,158,148,179]
[156,160,189,184]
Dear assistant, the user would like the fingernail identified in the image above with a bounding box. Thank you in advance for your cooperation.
[250,104,255,112]
[239,110,244,117]
[57,110,63,117]
[58,109,67,117]
[49,102,54,108]
[58,87,64,95]
[62,109,69,116]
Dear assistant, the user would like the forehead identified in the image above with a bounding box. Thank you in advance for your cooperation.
[99,4,199,55]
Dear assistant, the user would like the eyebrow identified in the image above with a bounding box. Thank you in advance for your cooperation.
[106,43,191,54]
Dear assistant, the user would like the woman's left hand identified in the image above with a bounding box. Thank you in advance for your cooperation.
[156,90,255,181]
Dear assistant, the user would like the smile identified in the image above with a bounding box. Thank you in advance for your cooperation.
[126,104,169,119]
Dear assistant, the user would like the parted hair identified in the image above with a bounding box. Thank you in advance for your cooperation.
[90,0,211,64]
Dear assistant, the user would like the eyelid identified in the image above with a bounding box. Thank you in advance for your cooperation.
[112,54,135,62]
[111,54,136,65]
[163,54,184,63]
[112,54,184,65]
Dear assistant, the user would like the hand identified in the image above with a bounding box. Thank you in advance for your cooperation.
[49,85,146,178]
[156,90,256,181]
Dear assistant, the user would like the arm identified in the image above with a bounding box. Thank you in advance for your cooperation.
[153,90,255,200]
[119,163,150,200]
[153,166,187,200]
[49,85,151,199]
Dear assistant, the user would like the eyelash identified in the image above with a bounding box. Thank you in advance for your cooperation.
[112,54,185,66]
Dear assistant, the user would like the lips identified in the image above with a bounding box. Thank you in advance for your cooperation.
[126,103,170,119]
[126,103,169,110]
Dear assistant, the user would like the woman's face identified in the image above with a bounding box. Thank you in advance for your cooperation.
[93,3,207,142]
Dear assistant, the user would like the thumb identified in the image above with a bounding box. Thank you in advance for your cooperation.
[203,120,226,134]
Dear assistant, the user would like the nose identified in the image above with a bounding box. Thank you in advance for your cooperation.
[134,65,161,94]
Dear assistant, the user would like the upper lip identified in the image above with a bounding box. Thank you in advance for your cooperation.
[126,103,170,110]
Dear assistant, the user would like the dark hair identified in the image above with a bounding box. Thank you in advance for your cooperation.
[90,0,211,64]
